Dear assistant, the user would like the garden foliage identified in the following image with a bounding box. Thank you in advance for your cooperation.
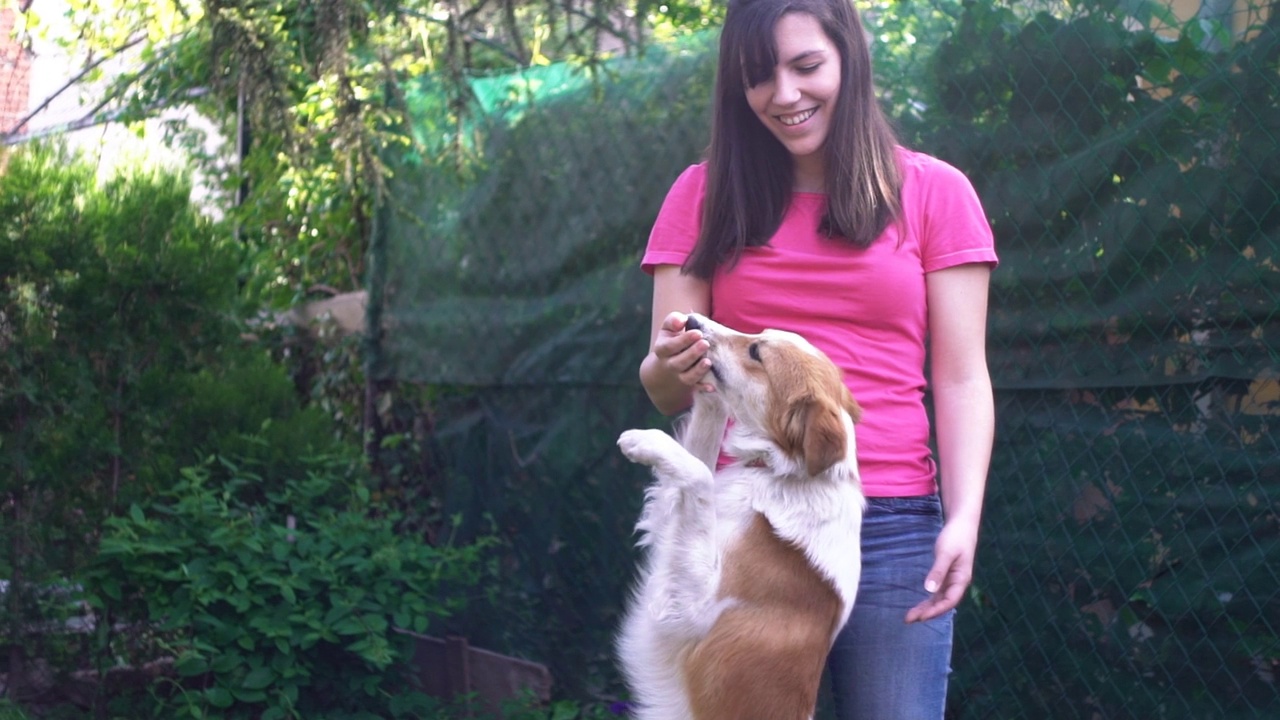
[83,454,488,719]
[0,143,245,683]
[0,144,492,716]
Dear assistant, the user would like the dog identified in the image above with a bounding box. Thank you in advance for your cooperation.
[616,313,865,720]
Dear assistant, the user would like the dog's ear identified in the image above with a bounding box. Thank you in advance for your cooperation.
[776,395,849,477]
[801,397,850,477]
[843,387,862,425]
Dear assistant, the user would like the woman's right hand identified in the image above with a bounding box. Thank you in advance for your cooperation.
[640,265,712,415]
[652,311,713,391]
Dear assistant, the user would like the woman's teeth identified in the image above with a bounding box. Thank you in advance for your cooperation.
[779,108,816,126]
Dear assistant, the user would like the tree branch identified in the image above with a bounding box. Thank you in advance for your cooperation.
[2,33,148,143]
[397,7,526,66]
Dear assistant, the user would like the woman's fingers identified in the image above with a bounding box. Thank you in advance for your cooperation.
[654,311,712,387]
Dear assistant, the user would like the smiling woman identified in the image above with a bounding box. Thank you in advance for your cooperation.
[632,0,998,718]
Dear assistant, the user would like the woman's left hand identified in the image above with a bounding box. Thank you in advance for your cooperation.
[904,518,978,623]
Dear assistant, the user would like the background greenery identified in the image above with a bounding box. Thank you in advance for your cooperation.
[3,0,1279,718]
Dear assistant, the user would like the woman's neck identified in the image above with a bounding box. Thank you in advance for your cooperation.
[792,154,825,193]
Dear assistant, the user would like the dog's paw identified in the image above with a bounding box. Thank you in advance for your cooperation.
[618,428,683,466]
[620,429,712,494]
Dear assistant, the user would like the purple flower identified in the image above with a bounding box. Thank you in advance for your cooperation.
[608,700,633,715]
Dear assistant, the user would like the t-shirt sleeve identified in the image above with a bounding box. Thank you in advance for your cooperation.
[641,163,707,275]
[915,158,999,273]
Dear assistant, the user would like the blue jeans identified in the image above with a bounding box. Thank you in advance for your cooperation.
[826,495,954,720]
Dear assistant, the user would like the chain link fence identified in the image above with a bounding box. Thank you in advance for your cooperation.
[368,2,1280,716]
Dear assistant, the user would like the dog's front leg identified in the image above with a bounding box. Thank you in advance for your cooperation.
[619,429,721,633]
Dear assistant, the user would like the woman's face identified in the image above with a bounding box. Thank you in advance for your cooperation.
[744,12,842,170]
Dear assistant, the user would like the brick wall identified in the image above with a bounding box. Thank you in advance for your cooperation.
[0,7,31,135]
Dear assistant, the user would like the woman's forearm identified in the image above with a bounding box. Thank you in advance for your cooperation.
[932,375,994,526]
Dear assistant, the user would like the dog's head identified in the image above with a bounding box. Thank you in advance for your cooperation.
[687,313,861,478]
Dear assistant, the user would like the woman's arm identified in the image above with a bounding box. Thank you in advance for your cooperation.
[906,262,995,623]
[639,265,713,415]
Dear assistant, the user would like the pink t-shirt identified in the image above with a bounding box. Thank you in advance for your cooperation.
[641,148,998,497]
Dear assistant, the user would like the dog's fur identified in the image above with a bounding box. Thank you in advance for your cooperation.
[617,314,865,720]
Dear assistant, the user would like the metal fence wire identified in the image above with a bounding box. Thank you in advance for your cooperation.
[369,1,1280,717]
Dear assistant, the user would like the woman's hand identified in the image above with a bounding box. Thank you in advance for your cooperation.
[641,266,712,415]
[652,311,714,392]
[905,517,978,623]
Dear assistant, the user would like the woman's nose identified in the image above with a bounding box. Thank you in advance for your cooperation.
[773,72,801,105]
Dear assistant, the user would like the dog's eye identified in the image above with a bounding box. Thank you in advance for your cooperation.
[748,342,762,363]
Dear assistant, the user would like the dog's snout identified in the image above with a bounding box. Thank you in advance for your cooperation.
[685,314,703,332]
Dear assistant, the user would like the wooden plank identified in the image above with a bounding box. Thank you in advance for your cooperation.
[400,630,553,714]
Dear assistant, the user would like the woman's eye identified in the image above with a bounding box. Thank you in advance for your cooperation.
[797,64,820,74]
[748,343,763,362]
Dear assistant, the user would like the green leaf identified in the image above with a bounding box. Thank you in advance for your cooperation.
[359,613,389,633]
[211,652,244,674]
[242,666,276,690]
[175,653,209,677]
[205,687,235,709]
[550,700,580,720]
[231,687,267,703]
[332,617,366,637]
[98,579,122,601]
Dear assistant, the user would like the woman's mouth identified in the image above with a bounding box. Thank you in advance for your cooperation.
[777,108,817,126]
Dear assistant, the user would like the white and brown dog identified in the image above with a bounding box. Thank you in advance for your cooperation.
[616,314,865,720]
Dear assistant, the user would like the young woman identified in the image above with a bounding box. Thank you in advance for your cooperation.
[637,0,997,717]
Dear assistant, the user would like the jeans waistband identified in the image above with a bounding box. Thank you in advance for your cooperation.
[864,493,942,517]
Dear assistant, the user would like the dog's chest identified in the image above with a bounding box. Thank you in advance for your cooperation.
[712,466,863,609]
[709,471,762,556]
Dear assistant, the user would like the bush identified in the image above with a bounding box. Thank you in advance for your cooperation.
[147,348,349,489]
[0,142,246,695]
[83,453,492,719]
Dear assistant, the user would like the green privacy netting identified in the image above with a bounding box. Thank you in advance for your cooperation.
[374,38,715,387]
[369,5,1279,717]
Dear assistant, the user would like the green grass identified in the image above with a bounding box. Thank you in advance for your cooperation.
[0,700,28,720]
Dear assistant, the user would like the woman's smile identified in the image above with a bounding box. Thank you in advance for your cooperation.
[778,107,818,126]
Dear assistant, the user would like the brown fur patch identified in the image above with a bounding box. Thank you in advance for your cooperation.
[683,514,842,720]
[755,341,861,476]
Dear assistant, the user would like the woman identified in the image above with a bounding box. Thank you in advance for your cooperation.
[637,0,997,717]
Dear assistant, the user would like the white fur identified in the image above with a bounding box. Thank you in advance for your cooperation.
[616,314,865,720]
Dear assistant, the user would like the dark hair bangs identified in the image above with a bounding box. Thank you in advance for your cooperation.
[739,35,775,88]
[726,1,788,88]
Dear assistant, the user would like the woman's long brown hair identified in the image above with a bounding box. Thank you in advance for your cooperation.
[683,0,903,279]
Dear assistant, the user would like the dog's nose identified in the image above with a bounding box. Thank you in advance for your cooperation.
[685,314,702,332]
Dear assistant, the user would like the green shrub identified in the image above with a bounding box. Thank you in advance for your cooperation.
[0,142,242,537]
[0,142,245,694]
[0,144,358,700]
[82,453,491,719]
[142,348,349,490]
